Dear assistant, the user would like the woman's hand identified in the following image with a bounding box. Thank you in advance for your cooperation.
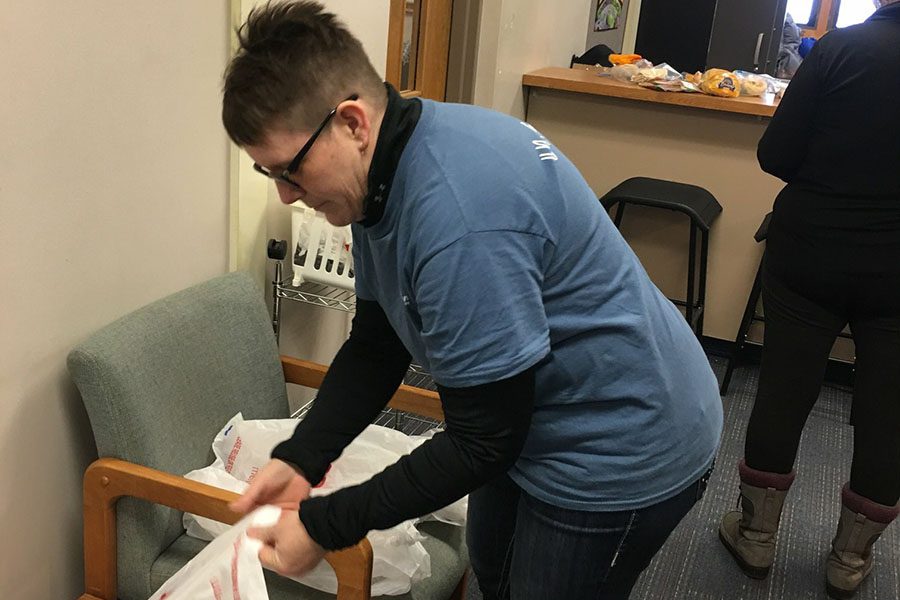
[248,509,327,577]
[229,459,311,513]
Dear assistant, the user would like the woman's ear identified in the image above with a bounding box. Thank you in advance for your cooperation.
[337,100,371,150]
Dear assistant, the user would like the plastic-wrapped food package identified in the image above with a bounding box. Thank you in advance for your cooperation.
[610,63,639,82]
[631,66,670,84]
[735,72,768,97]
[699,69,741,98]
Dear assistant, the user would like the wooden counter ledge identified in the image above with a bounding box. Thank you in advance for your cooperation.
[523,67,779,119]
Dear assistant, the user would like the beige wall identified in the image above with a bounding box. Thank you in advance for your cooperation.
[0,2,230,598]
[473,0,593,117]
[525,88,784,341]
[621,0,642,54]
[471,0,644,118]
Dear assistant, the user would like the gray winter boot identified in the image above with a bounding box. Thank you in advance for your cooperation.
[825,485,899,600]
[719,460,795,579]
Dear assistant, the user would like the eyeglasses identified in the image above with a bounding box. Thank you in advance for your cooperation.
[253,94,359,189]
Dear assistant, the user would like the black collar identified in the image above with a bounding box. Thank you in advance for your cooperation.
[359,84,422,228]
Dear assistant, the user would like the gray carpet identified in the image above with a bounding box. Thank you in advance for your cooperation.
[465,356,900,599]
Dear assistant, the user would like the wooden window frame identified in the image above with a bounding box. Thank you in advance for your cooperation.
[799,0,850,38]
[386,0,452,101]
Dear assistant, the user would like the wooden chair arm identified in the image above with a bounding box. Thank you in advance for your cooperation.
[281,355,445,421]
[82,457,373,600]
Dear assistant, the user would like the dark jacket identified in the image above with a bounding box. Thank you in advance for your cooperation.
[776,12,803,79]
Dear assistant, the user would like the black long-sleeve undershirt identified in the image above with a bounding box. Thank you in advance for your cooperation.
[271,298,536,551]
[271,299,412,485]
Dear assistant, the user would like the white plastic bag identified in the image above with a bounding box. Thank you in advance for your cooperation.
[181,467,248,541]
[181,466,431,596]
[149,505,280,600]
[210,413,297,483]
[183,414,466,595]
[203,414,466,524]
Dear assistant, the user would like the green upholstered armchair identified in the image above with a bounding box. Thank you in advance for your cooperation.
[68,272,468,600]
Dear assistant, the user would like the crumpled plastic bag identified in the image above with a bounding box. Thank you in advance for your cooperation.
[625,63,701,93]
[609,63,639,82]
[183,414,467,596]
[734,70,790,97]
[735,72,767,97]
[149,505,280,600]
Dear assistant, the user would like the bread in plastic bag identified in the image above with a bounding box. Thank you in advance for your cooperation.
[734,70,790,98]
[737,73,767,97]
[149,505,280,600]
[699,68,741,98]
[610,63,639,82]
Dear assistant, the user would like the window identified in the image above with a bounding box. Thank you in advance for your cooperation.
[835,0,877,27]
[794,0,880,37]
[787,0,819,27]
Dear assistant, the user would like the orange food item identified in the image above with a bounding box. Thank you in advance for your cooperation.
[699,68,741,98]
[609,53,643,66]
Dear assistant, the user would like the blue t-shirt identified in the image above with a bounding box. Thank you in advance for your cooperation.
[352,100,723,511]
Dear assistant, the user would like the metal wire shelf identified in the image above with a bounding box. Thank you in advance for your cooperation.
[275,279,357,313]
[269,245,439,418]
[403,363,437,392]
[291,399,443,436]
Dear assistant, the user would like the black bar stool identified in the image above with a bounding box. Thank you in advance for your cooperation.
[719,212,771,395]
[600,177,723,336]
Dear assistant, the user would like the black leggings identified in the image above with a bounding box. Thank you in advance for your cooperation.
[744,258,900,506]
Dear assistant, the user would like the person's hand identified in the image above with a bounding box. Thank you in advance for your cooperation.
[229,459,311,514]
[248,509,326,577]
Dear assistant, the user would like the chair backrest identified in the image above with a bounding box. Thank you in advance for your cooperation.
[68,272,290,600]
[571,43,615,67]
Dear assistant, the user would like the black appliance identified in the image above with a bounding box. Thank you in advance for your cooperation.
[634,0,789,75]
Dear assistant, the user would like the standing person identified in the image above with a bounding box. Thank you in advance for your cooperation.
[224,2,723,598]
[718,2,900,599]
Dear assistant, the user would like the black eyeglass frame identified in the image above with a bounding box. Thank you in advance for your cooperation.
[252,94,359,189]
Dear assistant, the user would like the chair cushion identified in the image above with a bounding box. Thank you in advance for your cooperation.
[150,521,468,600]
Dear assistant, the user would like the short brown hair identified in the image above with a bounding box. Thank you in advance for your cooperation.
[222,0,385,146]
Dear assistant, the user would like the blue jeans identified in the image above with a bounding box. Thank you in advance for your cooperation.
[467,465,713,600]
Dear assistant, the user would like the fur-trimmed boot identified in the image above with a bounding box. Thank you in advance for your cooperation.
[719,460,796,579]
[825,485,899,599]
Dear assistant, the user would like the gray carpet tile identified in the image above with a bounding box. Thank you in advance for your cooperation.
[466,356,899,599]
